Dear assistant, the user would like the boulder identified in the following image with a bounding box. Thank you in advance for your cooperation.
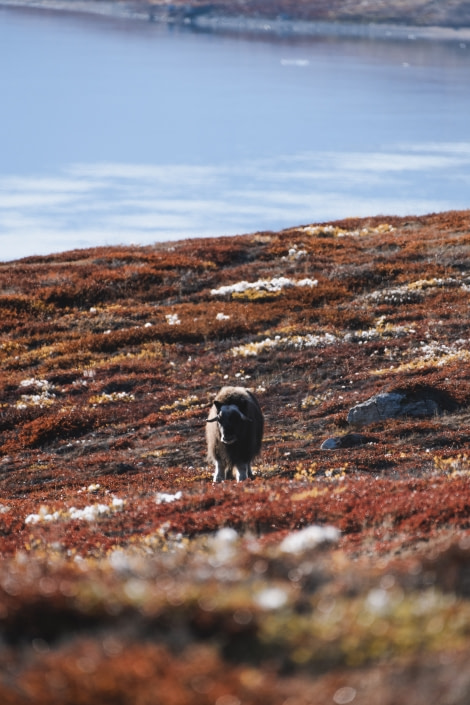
[347,386,457,427]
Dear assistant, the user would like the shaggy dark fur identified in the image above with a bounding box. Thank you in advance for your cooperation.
[206,386,264,482]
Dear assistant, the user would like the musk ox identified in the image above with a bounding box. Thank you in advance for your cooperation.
[206,386,264,482]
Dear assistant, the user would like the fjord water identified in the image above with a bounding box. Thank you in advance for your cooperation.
[1,7,469,260]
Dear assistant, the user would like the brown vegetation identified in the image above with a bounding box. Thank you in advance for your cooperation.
[1,210,470,702]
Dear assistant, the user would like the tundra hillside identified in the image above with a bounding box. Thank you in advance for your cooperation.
[3,0,470,33]
[1,210,470,703]
[137,0,470,27]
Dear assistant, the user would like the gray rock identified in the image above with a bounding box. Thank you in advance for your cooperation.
[321,432,377,450]
[347,389,449,427]
[321,437,342,450]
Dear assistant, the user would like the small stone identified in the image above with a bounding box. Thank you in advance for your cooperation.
[321,433,377,450]
[321,437,341,450]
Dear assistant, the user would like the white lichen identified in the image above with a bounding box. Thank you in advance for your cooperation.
[302,223,395,238]
[16,378,57,409]
[254,587,289,610]
[374,341,470,376]
[211,277,317,297]
[89,391,135,406]
[282,245,308,261]
[366,277,468,307]
[279,525,340,554]
[232,332,337,357]
[156,491,183,504]
[160,395,202,412]
[25,497,125,525]
[344,317,414,343]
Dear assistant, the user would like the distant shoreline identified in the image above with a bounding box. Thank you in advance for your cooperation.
[2,0,470,42]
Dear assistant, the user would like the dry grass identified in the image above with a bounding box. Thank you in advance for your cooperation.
[1,210,470,703]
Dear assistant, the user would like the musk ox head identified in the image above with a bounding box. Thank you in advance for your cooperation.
[207,401,250,445]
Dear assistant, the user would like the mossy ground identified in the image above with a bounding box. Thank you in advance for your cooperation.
[1,210,470,703]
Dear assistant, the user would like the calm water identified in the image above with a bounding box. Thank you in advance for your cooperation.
[1,7,470,260]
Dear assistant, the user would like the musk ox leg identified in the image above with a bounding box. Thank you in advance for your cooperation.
[235,463,252,482]
[213,461,235,482]
[213,461,226,483]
